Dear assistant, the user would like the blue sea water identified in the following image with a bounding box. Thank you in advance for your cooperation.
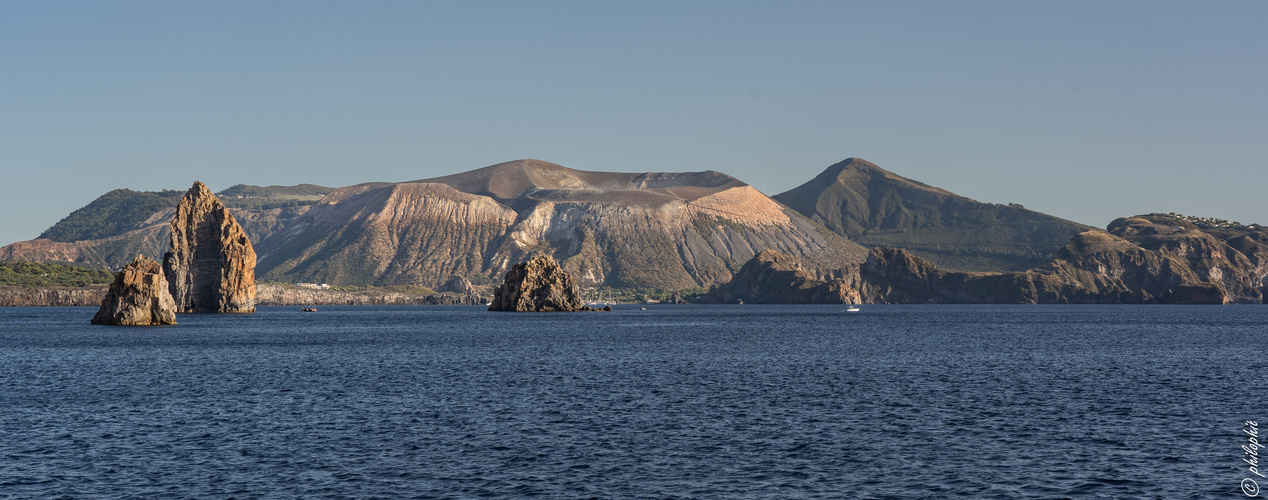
[1,304,1265,499]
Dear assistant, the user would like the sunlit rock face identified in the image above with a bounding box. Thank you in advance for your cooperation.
[488,255,585,312]
[254,159,865,290]
[163,181,257,313]
[91,254,177,326]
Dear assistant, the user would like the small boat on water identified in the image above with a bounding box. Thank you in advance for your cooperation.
[847,306,860,312]
[302,307,318,312]
[584,288,616,308]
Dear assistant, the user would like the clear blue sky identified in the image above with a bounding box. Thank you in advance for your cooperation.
[2,0,1265,246]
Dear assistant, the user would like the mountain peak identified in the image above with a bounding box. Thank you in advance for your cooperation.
[823,157,884,175]
[813,158,949,194]
[469,159,579,179]
[774,157,1091,272]
[253,160,862,289]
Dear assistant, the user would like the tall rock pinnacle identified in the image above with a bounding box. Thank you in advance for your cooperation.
[163,181,257,313]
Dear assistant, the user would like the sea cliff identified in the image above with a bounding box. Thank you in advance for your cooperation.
[0,285,109,307]
[709,214,1267,305]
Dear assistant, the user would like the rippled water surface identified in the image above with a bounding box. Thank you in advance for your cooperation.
[2,305,1265,498]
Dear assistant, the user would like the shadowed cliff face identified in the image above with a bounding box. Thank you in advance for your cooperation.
[1101,215,1268,301]
[861,213,1268,304]
[163,182,257,313]
[723,214,1267,305]
[255,160,866,289]
[774,158,1092,272]
[715,210,1268,304]
[702,249,861,304]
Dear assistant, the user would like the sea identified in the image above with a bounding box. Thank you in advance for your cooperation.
[1,304,1265,499]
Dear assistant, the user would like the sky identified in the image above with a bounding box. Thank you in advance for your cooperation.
[2,0,1265,246]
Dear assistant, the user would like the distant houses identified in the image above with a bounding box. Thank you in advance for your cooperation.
[1156,212,1259,230]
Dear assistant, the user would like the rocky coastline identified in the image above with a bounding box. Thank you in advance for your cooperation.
[1,284,483,307]
[256,285,484,306]
[0,284,109,307]
[706,214,1268,305]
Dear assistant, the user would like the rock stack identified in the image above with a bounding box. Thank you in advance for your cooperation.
[488,255,585,312]
[163,181,257,313]
[91,255,177,325]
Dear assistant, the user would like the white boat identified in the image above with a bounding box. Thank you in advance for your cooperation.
[585,287,615,307]
[847,306,860,312]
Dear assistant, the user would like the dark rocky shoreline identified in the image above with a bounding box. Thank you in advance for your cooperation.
[1,284,483,307]
[255,285,484,306]
[0,284,109,307]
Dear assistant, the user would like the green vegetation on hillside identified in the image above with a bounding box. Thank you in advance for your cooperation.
[218,183,332,198]
[219,198,325,210]
[35,183,334,246]
[217,184,331,210]
[0,261,114,288]
[39,189,183,242]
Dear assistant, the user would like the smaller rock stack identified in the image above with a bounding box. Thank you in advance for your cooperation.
[488,255,585,312]
[91,255,178,326]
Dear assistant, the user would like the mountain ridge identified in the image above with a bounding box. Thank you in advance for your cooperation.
[253,159,865,289]
[774,158,1093,272]
[2,184,330,271]
[0,157,1124,294]
[710,213,1268,304]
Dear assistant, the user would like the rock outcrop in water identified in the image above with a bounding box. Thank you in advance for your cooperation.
[91,255,177,325]
[488,255,585,311]
[163,181,257,313]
